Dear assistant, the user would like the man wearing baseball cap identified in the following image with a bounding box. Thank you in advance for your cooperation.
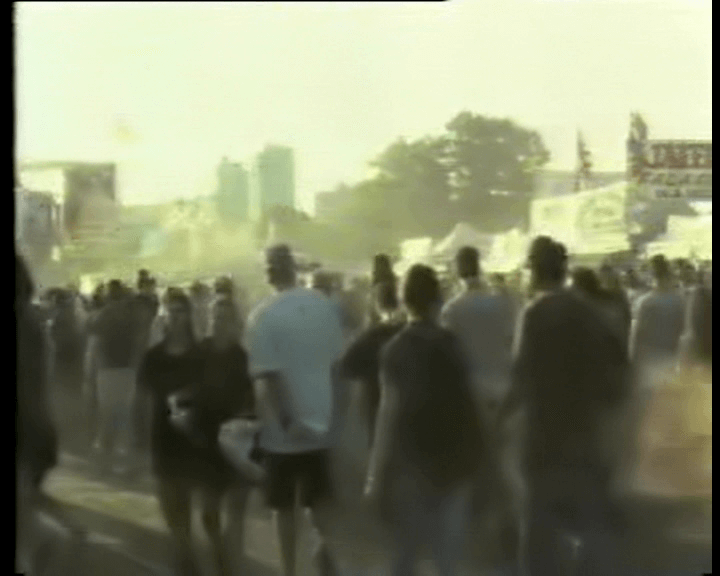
[246,244,345,576]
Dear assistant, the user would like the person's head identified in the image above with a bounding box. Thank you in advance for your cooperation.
[164,288,194,344]
[107,280,125,301]
[91,283,106,308]
[650,255,672,286]
[572,267,603,298]
[214,276,234,298]
[455,246,480,281]
[490,273,507,291]
[528,236,568,290]
[373,281,399,319]
[372,254,395,286]
[266,244,297,290]
[312,271,333,297]
[211,296,240,345]
[679,261,697,287]
[137,269,152,291]
[623,269,640,290]
[191,281,210,301]
[403,264,442,321]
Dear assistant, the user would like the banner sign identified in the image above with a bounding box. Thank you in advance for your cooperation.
[631,140,712,200]
[529,196,578,248]
[531,182,629,254]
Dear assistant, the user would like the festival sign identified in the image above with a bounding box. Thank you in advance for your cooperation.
[574,183,630,254]
[530,183,630,254]
[529,195,579,248]
[639,140,712,200]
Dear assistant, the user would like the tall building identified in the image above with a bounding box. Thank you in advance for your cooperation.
[255,145,295,214]
[18,161,117,237]
[216,157,250,224]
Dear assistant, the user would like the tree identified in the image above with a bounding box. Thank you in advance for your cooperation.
[326,111,550,240]
[445,112,550,203]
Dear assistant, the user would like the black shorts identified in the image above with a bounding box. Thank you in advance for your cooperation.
[262,450,333,510]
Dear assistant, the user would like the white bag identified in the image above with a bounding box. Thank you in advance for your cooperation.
[218,418,266,484]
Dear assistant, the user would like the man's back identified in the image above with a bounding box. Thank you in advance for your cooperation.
[93,298,138,369]
[441,289,515,384]
[631,289,685,364]
[246,287,345,453]
[512,290,630,472]
[381,321,484,489]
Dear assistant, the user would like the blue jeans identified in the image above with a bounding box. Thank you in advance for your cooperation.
[390,470,472,576]
[524,466,624,576]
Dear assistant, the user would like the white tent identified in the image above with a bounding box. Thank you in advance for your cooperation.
[432,223,494,260]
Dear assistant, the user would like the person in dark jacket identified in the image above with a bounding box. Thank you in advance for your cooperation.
[367,254,398,327]
[89,279,143,473]
[368,264,484,576]
[17,253,58,490]
[341,281,405,449]
[192,296,256,576]
[501,237,631,576]
[136,289,205,576]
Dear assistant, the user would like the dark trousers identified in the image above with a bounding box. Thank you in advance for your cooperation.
[524,466,624,576]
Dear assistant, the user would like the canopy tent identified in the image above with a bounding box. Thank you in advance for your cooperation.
[396,236,434,277]
[646,214,712,261]
[484,228,530,273]
[432,223,495,261]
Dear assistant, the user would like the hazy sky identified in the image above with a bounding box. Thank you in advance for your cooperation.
[16,1,711,213]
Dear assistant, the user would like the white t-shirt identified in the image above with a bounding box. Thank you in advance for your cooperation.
[246,287,345,454]
[440,289,515,402]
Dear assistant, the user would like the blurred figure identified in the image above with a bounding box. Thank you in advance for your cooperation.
[312,270,334,298]
[500,237,631,576]
[368,254,398,327]
[441,247,514,422]
[48,287,84,395]
[246,244,345,576]
[131,272,161,467]
[598,264,633,351]
[441,248,517,554]
[341,281,405,449]
[190,281,212,341]
[215,275,245,339]
[630,255,685,371]
[89,279,143,474]
[17,252,58,574]
[190,296,257,576]
[623,269,645,307]
[571,267,603,300]
[677,277,712,494]
[368,264,484,576]
[135,289,205,576]
[17,252,58,492]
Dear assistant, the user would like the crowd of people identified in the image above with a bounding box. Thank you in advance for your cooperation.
[16,237,712,576]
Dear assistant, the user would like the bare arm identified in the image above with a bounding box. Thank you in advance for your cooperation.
[365,373,400,493]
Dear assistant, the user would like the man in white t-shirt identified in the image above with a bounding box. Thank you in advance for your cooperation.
[441,247,515,419]
[246,244,345,576]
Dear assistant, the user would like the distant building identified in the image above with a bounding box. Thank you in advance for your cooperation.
[533,169,625,198]
[255,145,295,214]
[314,190,346,222]
[216,157,250,224]
[17,161,117,237]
